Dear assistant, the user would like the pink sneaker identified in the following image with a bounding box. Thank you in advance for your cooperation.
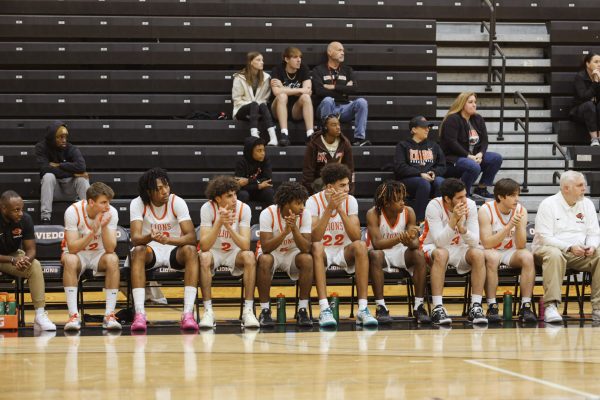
[131,313,147,332]
[180,312,199,332]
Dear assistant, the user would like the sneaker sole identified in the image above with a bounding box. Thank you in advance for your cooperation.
[34,323,57,331]
[376,317,393,325]
[64,325,81,331]
[102,324,123,330]
[433,318,452,325]
[356,319,379,327]
[319,321,337,328]
[544,317,563,324]
[470,318,489,325]
[416,317,432,324]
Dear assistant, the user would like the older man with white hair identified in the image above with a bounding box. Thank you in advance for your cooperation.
[311,41,370,146]
[533,170,600,323]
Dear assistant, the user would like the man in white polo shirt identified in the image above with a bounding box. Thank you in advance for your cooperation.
[533,170,600,323]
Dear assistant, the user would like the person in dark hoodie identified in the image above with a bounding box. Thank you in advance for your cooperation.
[394,116,446,223]
[35,121,89,224]
[302,114,354,194]
[235,137,274,207]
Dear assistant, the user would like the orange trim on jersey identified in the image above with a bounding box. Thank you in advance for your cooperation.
[237,200,244,223]
[382,210,401,230]
[267,206,276,231]
[142,204,147,218]
[484,202,494,225]
[210,201,217,222]
[418,220,429,250]
[149,196,169,220]
[170,194,178,219]
[73,201,81,228]
[318,192,330,216]
[311,194,321,216]
[494,201,514,226]
[345,197,349,215]
[81,200,92,231]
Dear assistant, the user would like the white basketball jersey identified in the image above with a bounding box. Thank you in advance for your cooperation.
[482,200,522,251]
[258,205,312,255]
[130,194,190,239]
[367,208,409,250]
[63,200,119,253]
[200,199,251,252]
[306,191,358,249]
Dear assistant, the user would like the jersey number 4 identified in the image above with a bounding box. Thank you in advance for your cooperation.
[323,234,344,246]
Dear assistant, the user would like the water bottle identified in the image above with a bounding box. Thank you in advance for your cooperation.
[538,298,545,321]
[0,294,5,315]
[503,291,513,321]
[276,293,286,324]
[7,294,16,315]
[328,292,340,323]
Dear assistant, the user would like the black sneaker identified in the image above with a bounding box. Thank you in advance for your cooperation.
[473,187,494,199]
[375,305,393,324]
[468,303,488,324]
[41,217,51,225]
[414,304,431,324]
[519,302,538,323]
[486,303,501,323]
[258,308,275,327]
[296,307,313,327]
[278,133,290,147]
[352,138,371,147]
[431,305,452,325]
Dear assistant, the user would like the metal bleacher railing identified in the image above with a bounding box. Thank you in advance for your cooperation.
[513,91,530,193]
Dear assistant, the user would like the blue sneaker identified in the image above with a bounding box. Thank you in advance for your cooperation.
[356,307,379,327]
[319,308,337,328]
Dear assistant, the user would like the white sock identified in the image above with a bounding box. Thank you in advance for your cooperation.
[306,129,314,137]
[35,307,45,317]
[432,295,443,307]
[487,298,497,305]
[375,299,386,308]
[244,300,254,310]
[183,286,196,314]
[64,287,78,315]
[521,297,532,305]
[280,128,288,136]
[132,288,146,314]
[358,298,368,311]
[414,297,424,310]
[471,294,483,306]
[319,298,329,312]
[203,300,213,312]
[105,288,118,315]
[260,302,270,311]
[267,126,277,143]
[250,128,259,138]
[298,299,309,310]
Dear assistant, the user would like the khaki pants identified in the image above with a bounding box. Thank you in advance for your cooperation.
[0,250,46,309]
[534,245,600,310]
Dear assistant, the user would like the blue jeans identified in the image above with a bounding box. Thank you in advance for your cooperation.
[401,176,444,222]
[317,97,368,139]
[450,151,503,195]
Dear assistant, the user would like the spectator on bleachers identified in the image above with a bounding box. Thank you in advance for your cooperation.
[570,53,600,146]
[232,51,278,146]
[440,92,503,199]
[62,182,121,332]
[421,178,487,325]
[235,136,274,207]
[0,190,55,331]
[129,168,199,333]
[270,47,314,145]
[307,163,378,327]
[35,120,89,224]
[393,116,446,223]
[366,181,430,324]
[533,171,600,324]
[302,114,354,194]
[478,178,537,323]
[198,176,259,329]
[256,182,313,327]
[312,41,370,147]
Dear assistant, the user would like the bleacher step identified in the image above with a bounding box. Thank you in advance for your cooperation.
[436,109,551,119]
[437,84,550,94]
[436,22,549,43]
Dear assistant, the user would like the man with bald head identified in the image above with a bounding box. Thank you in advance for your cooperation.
[0,190,56,330]
[533,170,600,323]
[312,41,370,146]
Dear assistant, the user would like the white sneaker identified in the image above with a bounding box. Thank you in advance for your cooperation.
[592,309,600,321]
[544,303,563,323]
[591,138,600,147]
[241,308,260,328]
[64,313,81,331]
[102,312,122,330]
[198,310,216,329]
[34,311,56,331]
[356,307,379,327]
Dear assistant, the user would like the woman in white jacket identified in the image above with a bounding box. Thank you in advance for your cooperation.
[232,52,278,145]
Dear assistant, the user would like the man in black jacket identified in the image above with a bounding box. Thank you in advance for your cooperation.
[312,41,370,147]
[35,121,89,224]
[394,116,446,223]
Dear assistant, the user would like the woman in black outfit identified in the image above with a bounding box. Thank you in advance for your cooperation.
[570,53,600,146]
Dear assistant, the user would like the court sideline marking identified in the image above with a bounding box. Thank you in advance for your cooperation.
[465,359,600,399]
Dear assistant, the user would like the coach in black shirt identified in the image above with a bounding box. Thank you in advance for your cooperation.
[0,190,55,330]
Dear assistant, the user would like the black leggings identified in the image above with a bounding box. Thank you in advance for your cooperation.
[235,102,274,130]
[572,100,600,133]
[237,187,275,206]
